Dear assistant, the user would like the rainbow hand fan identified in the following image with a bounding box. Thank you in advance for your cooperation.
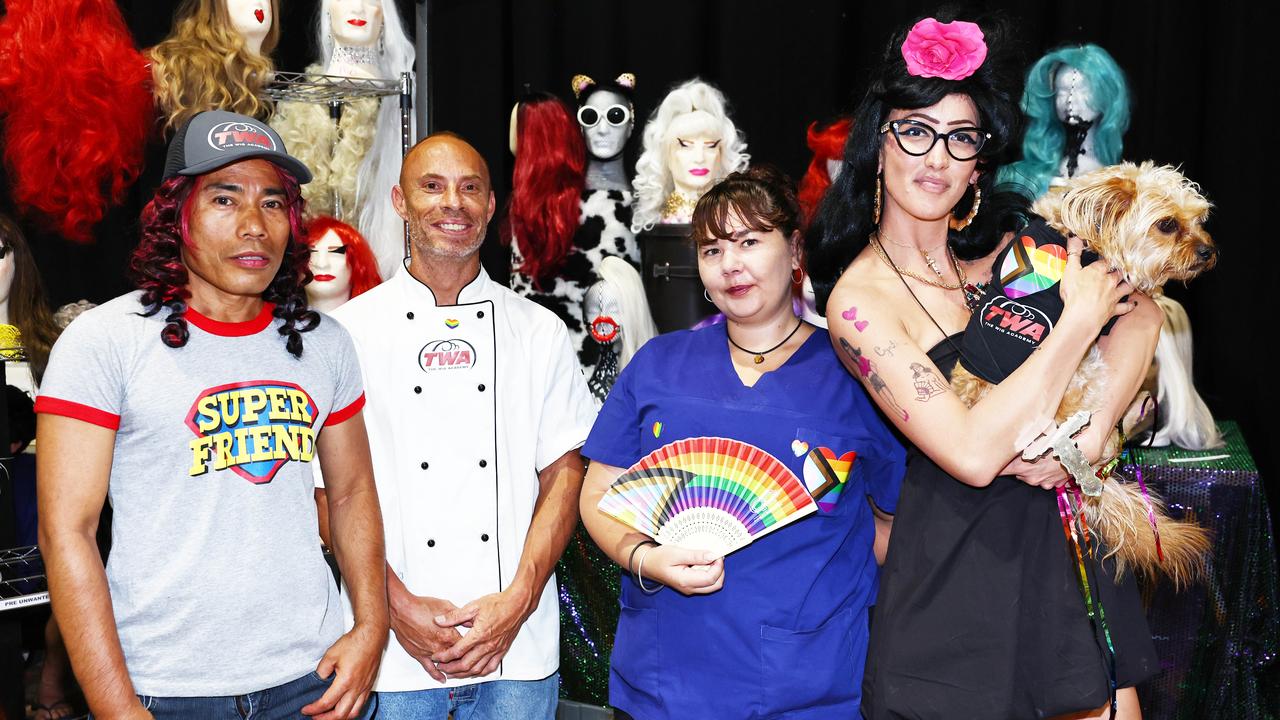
[598,437,817,557]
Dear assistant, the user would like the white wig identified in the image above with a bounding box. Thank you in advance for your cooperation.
[595,256,657,368]
[631,79,749,233]
[1150,294,1223,449]
[318,0,416,278]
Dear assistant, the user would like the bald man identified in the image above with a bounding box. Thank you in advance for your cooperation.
[318,133,595,718]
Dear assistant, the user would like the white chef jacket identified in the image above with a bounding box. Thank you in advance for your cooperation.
[328,266,596,691]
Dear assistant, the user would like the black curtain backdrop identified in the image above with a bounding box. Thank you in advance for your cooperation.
[4,1,1273,520]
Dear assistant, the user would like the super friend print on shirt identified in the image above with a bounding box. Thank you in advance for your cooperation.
[186,380,318,483]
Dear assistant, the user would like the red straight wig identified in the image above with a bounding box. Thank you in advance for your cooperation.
[305,215,383,299]
[0,0,152,243]
[797,117,852,231]
[501,92,586,287]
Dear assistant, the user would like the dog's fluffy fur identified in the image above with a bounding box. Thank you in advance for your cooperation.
[951,161,1217,587]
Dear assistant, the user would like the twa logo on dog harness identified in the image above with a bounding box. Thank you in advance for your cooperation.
[979,296,1052,344]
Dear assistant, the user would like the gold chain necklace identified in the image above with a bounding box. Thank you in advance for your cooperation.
[877,233,952,280]
[662,191,699,220]
[870,232,967,291]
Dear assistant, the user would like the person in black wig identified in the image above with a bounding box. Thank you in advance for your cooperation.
[807,11,1164,719]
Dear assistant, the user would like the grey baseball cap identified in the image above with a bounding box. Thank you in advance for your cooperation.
[163,110,312,183]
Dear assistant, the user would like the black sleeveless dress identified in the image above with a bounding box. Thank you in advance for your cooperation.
[862,333,1158,719]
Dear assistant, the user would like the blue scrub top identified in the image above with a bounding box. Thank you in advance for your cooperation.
[584,324,906,719]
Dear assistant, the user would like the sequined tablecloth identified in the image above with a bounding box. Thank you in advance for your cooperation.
[556,522,619,706]
[1129,422,1280,718]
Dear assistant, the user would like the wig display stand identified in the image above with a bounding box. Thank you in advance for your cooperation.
[0,359,35,718]
[262,71,415,254]
[637,224,717,333]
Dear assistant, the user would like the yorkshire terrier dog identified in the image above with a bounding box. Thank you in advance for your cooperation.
[951,161,1217,586]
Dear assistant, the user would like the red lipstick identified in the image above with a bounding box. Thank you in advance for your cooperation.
[347,18,368,26]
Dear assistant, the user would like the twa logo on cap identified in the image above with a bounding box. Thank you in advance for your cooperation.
[207,121,277,153]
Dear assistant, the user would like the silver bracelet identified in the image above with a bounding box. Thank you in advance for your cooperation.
[635,543,663,594]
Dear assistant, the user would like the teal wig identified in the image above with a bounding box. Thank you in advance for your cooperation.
[999,45,1129,199]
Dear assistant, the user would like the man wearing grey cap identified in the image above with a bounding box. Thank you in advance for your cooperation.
[35,110,388,720]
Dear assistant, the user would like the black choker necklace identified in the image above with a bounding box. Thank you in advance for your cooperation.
[727,320,804,364]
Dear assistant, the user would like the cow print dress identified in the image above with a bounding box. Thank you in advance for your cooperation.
[509,188,640,375]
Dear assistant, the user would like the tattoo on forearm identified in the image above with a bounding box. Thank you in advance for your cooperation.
[874,340,897,357]
[839,337,909,422]
[910,362,948,402]
[841,306,870,332]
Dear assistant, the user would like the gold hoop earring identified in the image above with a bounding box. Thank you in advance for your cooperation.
[873,174,883,226]
[949,185,981,231]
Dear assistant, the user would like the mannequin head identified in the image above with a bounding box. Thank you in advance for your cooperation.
[224,0,273,54]
[583,256,657,369]
[632,79,749,231]
[150,0,281,131]
[999,44,1129,198]
[502,92,587,286]
[572,73,638,161]
[318,0,412,73]
[305,216,382,310]
[327,0,383,48]
[0,213,59,383]
[797,117,852,230]
[1053,66,1100,125]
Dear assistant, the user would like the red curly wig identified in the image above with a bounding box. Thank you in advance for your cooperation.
[797,117,852,231]
[500,91,586,288]
[305,215,383,299]
[0,0,152,243]
[130,167,318,357]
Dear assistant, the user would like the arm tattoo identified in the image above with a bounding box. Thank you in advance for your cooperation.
[874,340,897,357]
[910,362,948,402]
[839,336,909,422]
[841,305,870,332]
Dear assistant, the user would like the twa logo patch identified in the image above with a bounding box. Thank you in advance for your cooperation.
[207,121,277,153]
[186,381,317,484]
[979,296,1053,345]
[419,338,476,372]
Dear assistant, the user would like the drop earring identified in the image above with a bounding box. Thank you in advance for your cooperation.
[873,173,883,226]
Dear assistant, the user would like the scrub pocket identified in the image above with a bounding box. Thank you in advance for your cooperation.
[759,606,859,714]
[612,595,665,714]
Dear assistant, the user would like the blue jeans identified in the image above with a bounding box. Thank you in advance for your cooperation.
[112,670,376,719]
[377,672,559,719]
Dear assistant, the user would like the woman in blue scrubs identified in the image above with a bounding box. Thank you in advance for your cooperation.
[579,165,906,719]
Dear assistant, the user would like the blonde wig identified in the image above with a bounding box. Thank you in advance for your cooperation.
[149,0,280,132]
[271,75,378,218]
[631,79,748,233]
[595,256,657,368]
[1150,294,1223,450]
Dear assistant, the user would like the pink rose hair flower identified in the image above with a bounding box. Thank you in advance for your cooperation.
[901,18,988,81]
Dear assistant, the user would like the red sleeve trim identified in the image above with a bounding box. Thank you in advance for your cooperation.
[33,396,121,430]
[327,393,365,426]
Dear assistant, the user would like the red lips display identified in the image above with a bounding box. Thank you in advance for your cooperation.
[348,18,368,26]
[254,8,264,22]
[590,316,619,343]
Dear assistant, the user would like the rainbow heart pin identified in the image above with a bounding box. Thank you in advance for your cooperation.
[652,421,663,438]
[802,447,857,513]
[445,318,460,329]
[791,439,809,457]
[1000,234,1067,299]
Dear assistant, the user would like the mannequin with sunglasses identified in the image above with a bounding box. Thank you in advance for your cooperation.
[505,80,643,375]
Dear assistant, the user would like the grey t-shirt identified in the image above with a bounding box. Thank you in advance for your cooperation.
[36,292,365,696]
